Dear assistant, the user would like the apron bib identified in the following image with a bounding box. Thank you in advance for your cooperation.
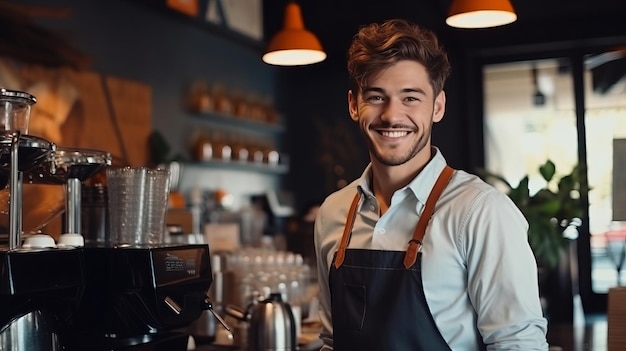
[330,166,454,351]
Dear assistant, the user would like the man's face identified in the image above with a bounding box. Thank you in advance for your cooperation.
[348,60,446,167]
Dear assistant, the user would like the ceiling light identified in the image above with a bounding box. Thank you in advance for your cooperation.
[262,2,326,66]
[446,0,517,29]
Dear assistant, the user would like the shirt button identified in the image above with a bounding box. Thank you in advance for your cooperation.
[379,228,386,235]
[369,205,376,211]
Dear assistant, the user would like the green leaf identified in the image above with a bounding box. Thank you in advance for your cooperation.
[508,176,530,205]
[539,159,556,182]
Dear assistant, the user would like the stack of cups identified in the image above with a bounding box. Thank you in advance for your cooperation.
[106,167,171,245]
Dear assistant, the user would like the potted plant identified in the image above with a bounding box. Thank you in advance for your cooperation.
[479,160,585,321]
[478,160,584,270]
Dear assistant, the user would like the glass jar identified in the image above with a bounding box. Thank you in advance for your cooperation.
[0,88,36,133]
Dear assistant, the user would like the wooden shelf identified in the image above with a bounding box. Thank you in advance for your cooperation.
[189,111,285,136]
[185,111,288,177]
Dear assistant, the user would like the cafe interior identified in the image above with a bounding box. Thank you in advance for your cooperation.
[1,0,626,350]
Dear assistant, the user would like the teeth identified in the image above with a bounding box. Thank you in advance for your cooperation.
[380,131,408,138]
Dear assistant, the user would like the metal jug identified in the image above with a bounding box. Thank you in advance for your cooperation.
[0,310,61,351]
[247,293,296,351]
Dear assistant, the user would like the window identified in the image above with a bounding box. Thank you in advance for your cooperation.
[483,49,626,305]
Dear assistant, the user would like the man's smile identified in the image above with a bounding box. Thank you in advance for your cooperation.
[378,130,411,138]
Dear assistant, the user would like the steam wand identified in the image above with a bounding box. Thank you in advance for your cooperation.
[205,296,231,331]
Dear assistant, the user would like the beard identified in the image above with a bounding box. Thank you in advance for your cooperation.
[363,120,432,167]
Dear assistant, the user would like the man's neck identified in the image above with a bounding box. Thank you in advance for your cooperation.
[370,147,433,213]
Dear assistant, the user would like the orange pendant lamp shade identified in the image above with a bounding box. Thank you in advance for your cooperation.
[262,2,326,66]
[446,0,517,29]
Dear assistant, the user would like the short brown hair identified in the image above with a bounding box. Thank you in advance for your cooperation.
[347,19,451,97]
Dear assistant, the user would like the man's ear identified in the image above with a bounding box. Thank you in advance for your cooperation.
[433,90,446,123]
[348,90,358,122]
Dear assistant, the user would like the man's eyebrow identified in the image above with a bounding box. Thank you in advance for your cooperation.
[362,87,384,94]
[362,87,427,95]
[400,87,427,95]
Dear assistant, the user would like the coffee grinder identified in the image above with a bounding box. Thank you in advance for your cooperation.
[0,88,226,350]
[0,88,84,350]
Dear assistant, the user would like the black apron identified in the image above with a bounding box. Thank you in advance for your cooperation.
[329,166,454,351]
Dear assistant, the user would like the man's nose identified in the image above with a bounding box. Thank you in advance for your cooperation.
[381,98,403,121]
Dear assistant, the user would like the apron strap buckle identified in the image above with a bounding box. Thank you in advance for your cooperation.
[334,250,346,269]
[403,239,422,268]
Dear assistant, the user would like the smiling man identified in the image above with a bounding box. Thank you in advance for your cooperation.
[313,19,549,350]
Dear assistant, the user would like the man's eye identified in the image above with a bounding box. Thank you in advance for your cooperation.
[367,96,383,102]
[405,96,419,102]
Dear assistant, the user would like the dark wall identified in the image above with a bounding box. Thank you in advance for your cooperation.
[16,0,278,160]
[277,60,368,212]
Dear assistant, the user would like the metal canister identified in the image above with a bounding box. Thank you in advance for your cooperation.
[81,183,109,244]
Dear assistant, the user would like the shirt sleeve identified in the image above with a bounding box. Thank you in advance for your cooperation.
[314,203,335,350]
[463,189,549,350]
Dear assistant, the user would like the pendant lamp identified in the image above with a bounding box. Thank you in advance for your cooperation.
[262,2,326,66]
[446,0,517,29]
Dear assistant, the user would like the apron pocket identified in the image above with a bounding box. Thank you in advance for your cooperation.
[336,284,366,332]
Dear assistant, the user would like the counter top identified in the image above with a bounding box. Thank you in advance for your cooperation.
[190,322,323,351]
[193,338,323,351]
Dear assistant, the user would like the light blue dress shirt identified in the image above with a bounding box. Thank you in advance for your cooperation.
[314,148,549,350]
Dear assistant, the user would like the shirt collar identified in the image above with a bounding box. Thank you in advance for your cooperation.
[406,147,448,207]
[355,147,449,207]
[356,164,374,198]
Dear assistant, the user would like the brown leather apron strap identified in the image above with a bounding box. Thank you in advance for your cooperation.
[403,166,454,269]
[334,194,361,269]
